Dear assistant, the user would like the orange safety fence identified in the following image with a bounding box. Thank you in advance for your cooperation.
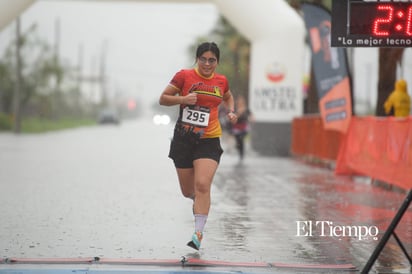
[335,116,412,191]
[291,115,412,190]
[291,115,344,161]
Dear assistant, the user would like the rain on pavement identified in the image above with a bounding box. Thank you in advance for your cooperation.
[0,117,411,273]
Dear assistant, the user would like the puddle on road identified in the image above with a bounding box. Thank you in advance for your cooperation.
[211,157,412,271]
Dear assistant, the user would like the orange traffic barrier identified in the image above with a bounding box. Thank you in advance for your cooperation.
[335,116,412,190]
[291,115,343,161]
[291,115,412,190]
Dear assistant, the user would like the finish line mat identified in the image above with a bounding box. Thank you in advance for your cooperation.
[1,257,357,271]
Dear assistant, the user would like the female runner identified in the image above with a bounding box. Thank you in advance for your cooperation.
[159,42,237,250]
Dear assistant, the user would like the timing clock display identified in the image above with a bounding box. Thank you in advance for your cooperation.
[331,0,412,47]
[350,2,412,37]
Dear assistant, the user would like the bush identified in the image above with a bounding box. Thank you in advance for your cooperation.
[0,113,12,130]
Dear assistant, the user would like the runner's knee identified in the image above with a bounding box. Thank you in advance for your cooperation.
[195,180,211,195]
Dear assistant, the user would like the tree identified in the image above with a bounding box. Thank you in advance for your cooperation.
[0,21,87,127]
[1,23,61,117]
[376,48,404,116]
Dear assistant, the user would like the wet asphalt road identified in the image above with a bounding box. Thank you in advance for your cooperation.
[0,117,411,273]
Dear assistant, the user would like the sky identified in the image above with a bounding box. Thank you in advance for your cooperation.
[0,0,220,112]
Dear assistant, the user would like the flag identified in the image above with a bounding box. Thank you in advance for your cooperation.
[301,3,352,132]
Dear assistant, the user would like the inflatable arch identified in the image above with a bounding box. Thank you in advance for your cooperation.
[0,0,305,156]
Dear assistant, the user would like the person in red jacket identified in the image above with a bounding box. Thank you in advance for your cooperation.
[159,42,237,250]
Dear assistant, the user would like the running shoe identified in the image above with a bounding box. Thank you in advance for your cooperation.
[187,231,203,250]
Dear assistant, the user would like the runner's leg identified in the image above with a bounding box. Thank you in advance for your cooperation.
[186,158,218,250]
[193,158,218,215]
[176,168,195,200]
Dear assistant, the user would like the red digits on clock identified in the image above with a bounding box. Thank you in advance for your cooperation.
[407,6,412,35]
[373,4,412,36]
[373,5,393,36]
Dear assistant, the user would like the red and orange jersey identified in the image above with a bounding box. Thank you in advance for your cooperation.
[169,68,229,138]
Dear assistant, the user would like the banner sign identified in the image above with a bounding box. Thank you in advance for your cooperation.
[302,3,353,132]
[249,39,304,122]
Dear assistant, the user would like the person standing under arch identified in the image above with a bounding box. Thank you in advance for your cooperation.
[231,95,253,161]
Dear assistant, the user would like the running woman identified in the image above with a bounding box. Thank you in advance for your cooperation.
[159,42,237,250]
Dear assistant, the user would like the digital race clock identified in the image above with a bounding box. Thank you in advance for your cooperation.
[331,0,412,47]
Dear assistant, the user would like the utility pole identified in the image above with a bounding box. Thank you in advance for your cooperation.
[12,16,22,134]
[75,41,106,105]
[77,43,83,92]
[53,17,61,119]
[99,40,108,107]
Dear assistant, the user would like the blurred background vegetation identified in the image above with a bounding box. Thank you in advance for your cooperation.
[0,21,98,132]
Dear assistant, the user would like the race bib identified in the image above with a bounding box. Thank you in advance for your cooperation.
[182,106,210,127]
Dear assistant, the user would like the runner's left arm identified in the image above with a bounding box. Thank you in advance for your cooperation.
[222,90,237,123]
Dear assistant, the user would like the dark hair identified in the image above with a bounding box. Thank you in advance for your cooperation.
[196,42,220,62]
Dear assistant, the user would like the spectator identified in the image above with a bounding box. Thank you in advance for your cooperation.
[231,95,253,160]
[384,79,411,117]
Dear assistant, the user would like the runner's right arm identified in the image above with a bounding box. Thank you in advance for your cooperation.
[159,84,197,106]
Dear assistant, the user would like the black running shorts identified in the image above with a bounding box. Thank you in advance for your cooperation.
[168,136,223,168]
